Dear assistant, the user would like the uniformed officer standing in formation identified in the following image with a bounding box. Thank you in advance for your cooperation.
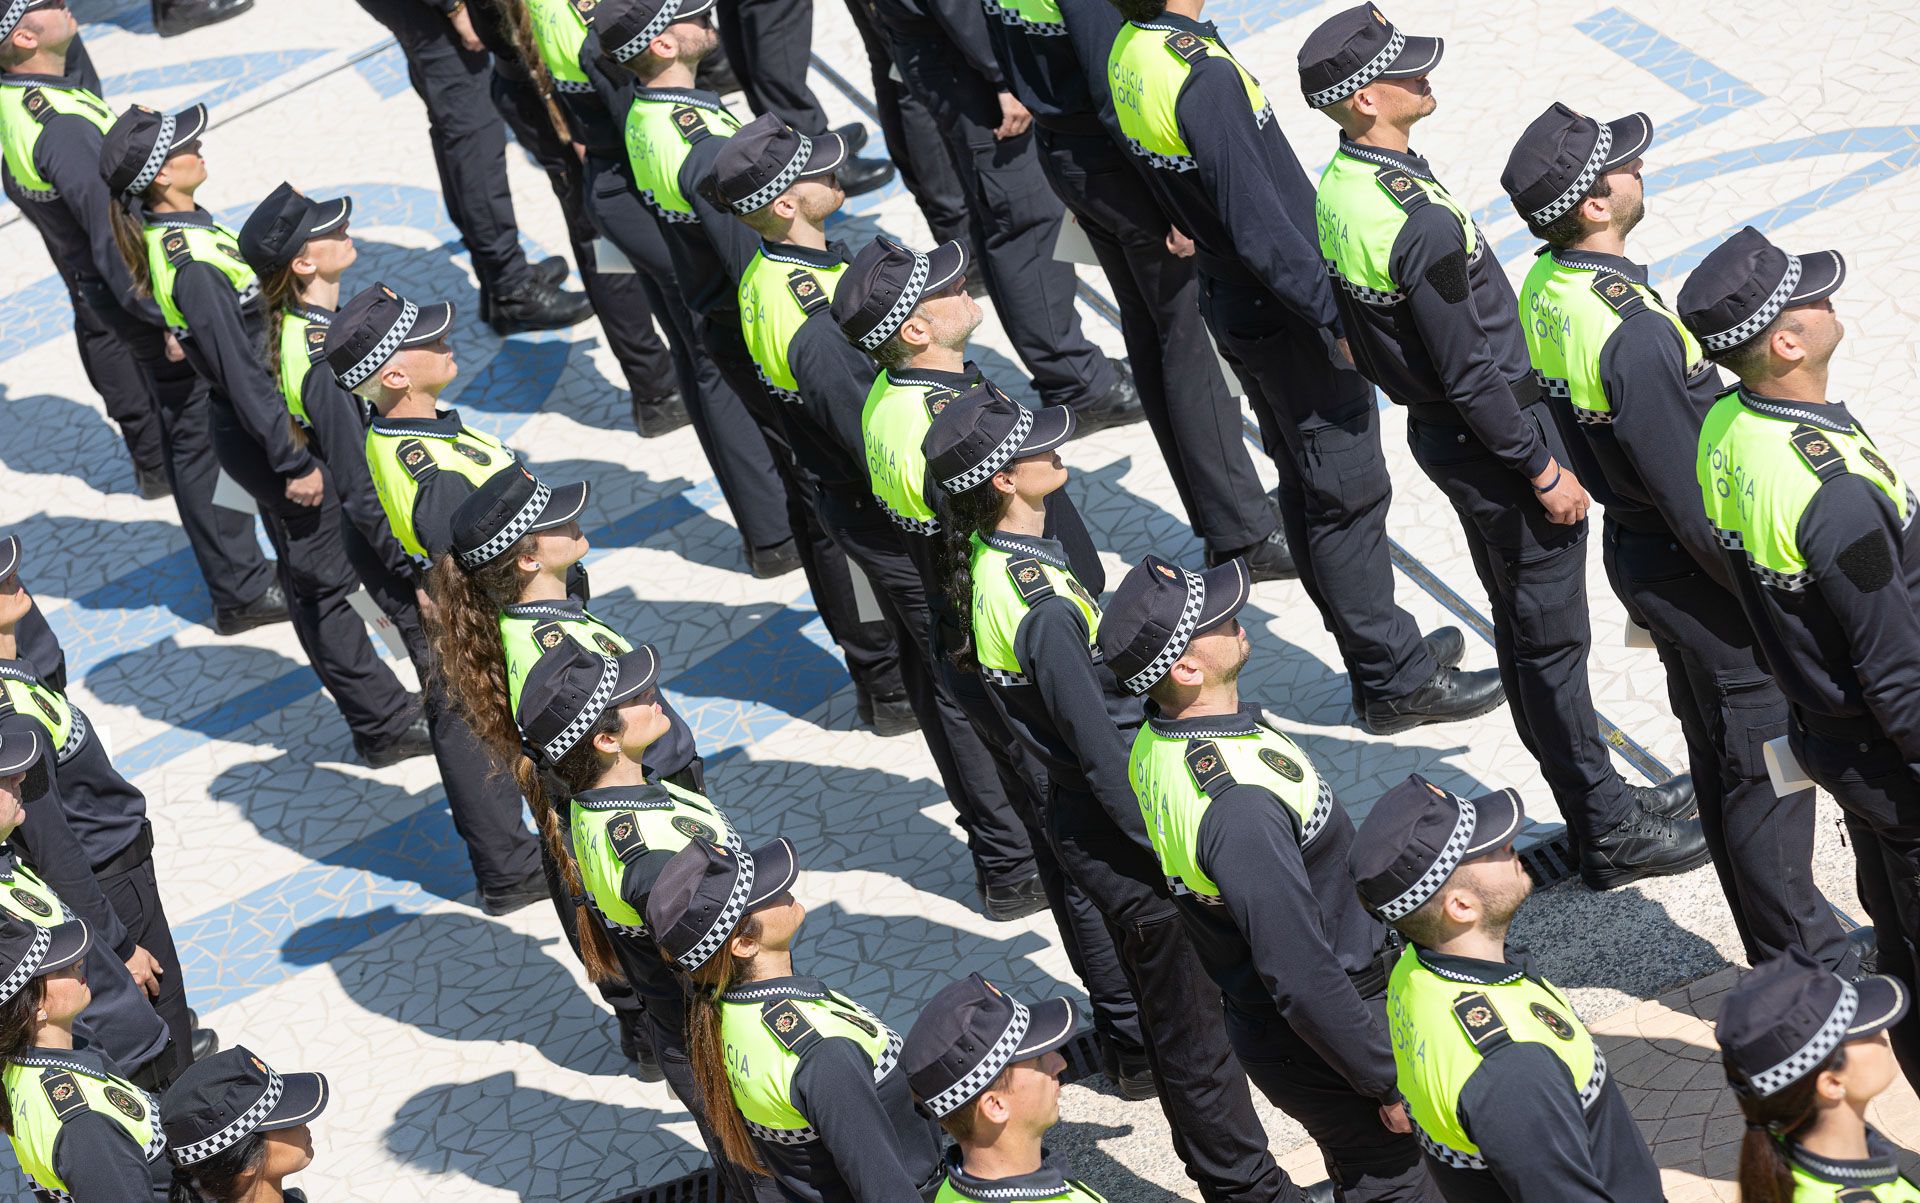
[1351,776,1662,1201]
[1681,229,1920,1087]
[1298,5,1705,886]
[161,1047,329,1203]
[1500,107,1857,975]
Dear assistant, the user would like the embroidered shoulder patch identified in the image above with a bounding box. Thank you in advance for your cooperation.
[531,620,570,652]
[395,438,436,482]
[1861,446,1899,487]
[1184,739,1234,794]
[672,815,718,844]
[786,270,830,315]
[762,999,817,1051]
[1163,30,1209,64]
[102,1085,145,1121]
[1452,991,1512,1051]
[305,325,329,362]
[40,1072,89,1121]
[21,88,50,123]
[1529,1000,1577,1041]
[1789,424,1850,482]
[607,812,648,863]
[922,387,960,420]
[1373,167,1428,213]
[9,887,52,919]
[671,105,711,144]
[160,230,193,267]
[1590,273,1643,316]
[1006,557,1055,605]
[1258,746,1305,783]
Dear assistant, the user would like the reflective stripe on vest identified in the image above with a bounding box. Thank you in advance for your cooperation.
[1315,145,1475,307]
[3,1055,163,1197]
[525,0,594,89]
[0,81,113,196]
[1386,947,1603,1170]
[571,783,738,932]
[968,535,1100,686]
[1126,716,1327,901]
[624,92,740,221]
[500,606,631,714]
[738,245,846,402]
[980,0,1065,36]
[938,1174,1108,1203]
[1697,389,1913,592]
[861,369,962,535]
[364,422,514,558]
[0,863,72,929]
[0,666,82,764]
[1518,253,1703,424]
[141,219,258,333]
[1107,21,1267,173]
[718,985,900,1141]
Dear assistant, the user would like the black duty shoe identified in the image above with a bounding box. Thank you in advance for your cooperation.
[356,713,434,769]
[1629,774,1697,820]
[837,156,897,198]
[487,277,595,335]
[618,1010,665,1082]
[1847,925,1880,978]
[981,873,1047,922]
[1208,528,1297,582]
[1363,665,1506,736]
[1579,807,1712,892]
[1103,1044,1158,1101]
[480,868,550,916]
[135,464,172,500]
[631,389,690,438]
[190,1027,220,1061]
[1424,625,1465,670]
[212,580,289,636]
[855,684,919,737]
[153,0,252,37]
[833,122,870,154]
[748,538,803,579]
[532,256,569,289]
[1068,360,1146,439]
[1301,1182,1338,1203]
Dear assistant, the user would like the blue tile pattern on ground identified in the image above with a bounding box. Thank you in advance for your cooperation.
[351,42,413,100]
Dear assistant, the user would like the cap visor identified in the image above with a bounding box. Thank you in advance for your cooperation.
[675,0,720,22]
[1461,787,1524,857]
[398,301,455,347]
[1378,34,1443,79]
[1193,557,1252,631]
[260,1071,330,1131]
[1012,997,1077,1059]
[529,479,591,533]
[1600,113,1653,169]
[1849,974,1910,1039]
[167,104,209,151]
[923,240,969,295]
[303,195,352,238]
[606,644,662,705]
[800,131,849,179]
[0,728,42,777]
[744,837,799,909]
[1788,250,1846,305]
[0,534,18,582]
[39,920,89,976]
[1015,404,1076,458]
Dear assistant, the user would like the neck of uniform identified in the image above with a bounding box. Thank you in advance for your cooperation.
[1745,360,1833,406]
[295,272,342,313]
[904,343,966,375]
[640,56,696,91]
[593,754,651,791]
[518,566,571,605]
[29,1016,74,1050]
[1164,677,1241,722]
[234,1174,289,1203]
[1566,227,1628,259]
[996,491,1047,539]
[1425,919,1512,966]
[959,1127,1046,1186]
[382,390,440,421]
[147,184,197,214]
[1351,112,1415,155]
[737,949,795,985]
[0,627,14,660]
[1793,1095,1875,1164]
[1161,0,1205,20]
[783,215,828,252]
[3,47,66,78]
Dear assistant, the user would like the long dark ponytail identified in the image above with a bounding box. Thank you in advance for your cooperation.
[531,708,626,984]
[685,915,769,1176]
[935,480,1011,674]
[1729,1045,1844,1203]
[109,199,154,299]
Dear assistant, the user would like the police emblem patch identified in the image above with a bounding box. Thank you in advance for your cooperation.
[831,1008,880,1037]
[404,449,426,466]
[380,285,398,299]
[1259,748,1305,783]
[1389,176,1412,192]
[1863,448,1898,484]
[573,0,598,10]
[1465,1006,1491,1026]
[612,822,634,841]
[31,693,58,723]
[534,621,566,650]
[49,1082,74,1101]
[1806,440,1830,457]
[775,1012,798,1033]
[453,443,492,466]
[1196,754,1217,773]
[1530,1002,1576,1041]
[24,91,44,115]
[9,888,51,918]
[677,109,699,127]
[250,1056,269,1075]
[594,634,622,654]
[1371,7,1385,21]
[103,1086,145,1121]
[927,396,950,416]
[1018,567,1041,583]
[1606,282,1627,298]
[672,816,718,843]
[1156,564,1176,578]
[307,328,327,347]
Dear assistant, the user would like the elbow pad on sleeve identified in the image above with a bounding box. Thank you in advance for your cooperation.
[1837,531,1896,592]
[1424,250,1470,304]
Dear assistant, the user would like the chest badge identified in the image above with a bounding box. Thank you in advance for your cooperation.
[453,442,492,466]
[830,1008,880,1037]
[1863,447,1899,486]
[103,1086,146,1122]
[672,816,718,843]
[1530,1002,1577,1041]
[1259,748,1305,783]
[9,888,51,919]
[594,633,622,655]
[31,693,58,724]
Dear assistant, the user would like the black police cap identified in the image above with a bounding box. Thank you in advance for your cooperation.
[0,912,87,1006]
[711,113,848,215]
[1348,774,1523,924]
[163,1047,329,1167]
[1096,554,1249,696]
[448,464,590,571]
[0,531,18,583]
[1500,103,1652,230]
[323,281,456,390]
[922,382,1073,500]
[1717,947,1907,1099]
[590,0,718,63]
[1297,5,1442,109]
[1677,226,1846,356]
[646,837,799,972]
[902,973,1075,1118]
[238,182,352,277]
[514,639,660,766]
[0,724,43,779]
[100,103,208,200]
[830,236,969,353]
[0,0,58,43]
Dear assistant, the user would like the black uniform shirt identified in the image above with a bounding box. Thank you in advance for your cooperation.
[937,1146,1097,1201]
[1783,1127,1918,1193]
[755,239,875,494]
[982,0,1118,134]
[15,601,67,693]
[1329,139,1548,479]
[0,659,147,876]
[1414,946,1661,1203]
[17,1043,160,1203]
[871,0,1005,86]
[569,25,630,159]
[0,714,133,960]
[1139,701,1398,1102]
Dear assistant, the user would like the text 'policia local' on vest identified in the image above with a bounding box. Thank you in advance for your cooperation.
[1108,21,1267,173]
[718,983,900,1143]
[625,91,741,222]
[968,534,1100,686]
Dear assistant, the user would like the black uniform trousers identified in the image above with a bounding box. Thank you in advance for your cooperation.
[1603,523,1852,972]
[354,0,535,297]
[715,0,831,133]
[1046,783,1292,1203]
[1037,130,1272,555]
[209,417,416,748]
[1196,274,1436,708]
[885,34,1113,411]
[69,284,165,476]
[1405,403,1633,842]
[579,154,794,554]
[96,826,192,1088]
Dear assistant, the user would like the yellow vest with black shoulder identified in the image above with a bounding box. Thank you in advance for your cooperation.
[3,1053,164,1197]
[525,0,595,91]
[1315,144,1476,309]
[717,984,901,1144]
[968,535,1101,687]
[274,309,332,428]
[0,664,85,766]
[1786,1148,1920,1201]
[738,245,845,402]
[1519,252,1704,425]
[980,0,1065,36]
[141,219,259,333]
[570,783,738,933]
[1385,946,1604,1171]
[1126,713,1329,902]
[499,606,631,714]
[364,420,515,558]
[938,1171,1107,1203]
[861,369,971,536]
[0,81,114,197]
[1107,20,1267,173]
[0,859,70,930]
[624,92,740,222]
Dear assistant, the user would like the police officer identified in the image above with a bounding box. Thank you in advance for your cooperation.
[0,6,282,634]
[0,912,168,1202]
[591,0,909,725]
[901,974,1103,1203]
[322,280,552,915]
[1680,229,1920,1087]
[1099,553,1431,1202]
[1716,948,1917,1202]
[1299,7,1705,881]
[162,1048,329,1203]
[928,390,1298,1203]
[1350,775,1661,1201]
[1501,106,1857,961]
[1105,0,1495,736]
[647,837,945,1199]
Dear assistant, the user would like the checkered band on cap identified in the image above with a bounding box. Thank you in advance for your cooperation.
[731,135,812,214]
[458,481,552,569]
[1377,796,1476,921]
[541,654,619,763]
[338,299,418,389]
[675,847,757,971]
[1743,981,1857,1098]
[1528,122,1612,227]
[610,0,685,61]
[1121,569,1207,695]
[939,404,1034,494]
[857,252,931,351]
[1305,27,1404,108]
[922,999,1031,1117]
[170,1070,285,1166]
[1699,255,1802,352]
[0,925,49,1005]
[0,0,33,39]
[123,113,176,200]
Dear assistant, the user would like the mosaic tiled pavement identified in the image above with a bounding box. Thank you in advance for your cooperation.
[4,0,1920,1197]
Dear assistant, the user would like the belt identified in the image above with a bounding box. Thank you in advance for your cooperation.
[1508,372,1543,408]
[1349,932,1403,999]
[93,821,154,879]
[1793,709,1884,744]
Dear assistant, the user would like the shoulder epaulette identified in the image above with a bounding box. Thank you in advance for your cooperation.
[1452,991,1513,1053]
[40,1071,89,1121]
[922,387,960,420]
[1590,272,1647,318]
[530,620,570,654]
[1790,423,1851,483]
[606,812,648,863]
[786,269,830,315]
[160,229,193,268]
[762,999,823,1055]
[1006,557,1055,606]
[305,324,328,363]
[395,438,436,482]
[1163,29,1209,65]
[670,105,711,144]
[1184,738,1235,797]
[1837,1191,1878,1203]
[20,88,52,125]
[1373,166,1429,213]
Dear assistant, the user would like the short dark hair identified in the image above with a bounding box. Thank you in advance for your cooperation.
[869,327,917,371]
[934,1063,1016,1143]
[1706,310,1804,379]
[1528,175,1613,247]
[1107,0,1167,22]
